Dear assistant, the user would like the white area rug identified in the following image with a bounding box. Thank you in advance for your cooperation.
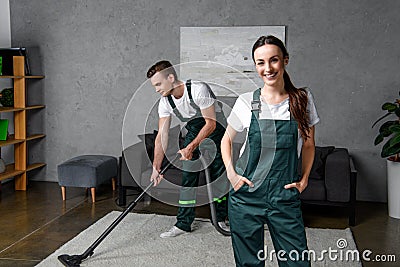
[37,211,362,267]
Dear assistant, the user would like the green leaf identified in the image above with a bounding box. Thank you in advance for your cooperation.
[389,133,400,147]
[395,107,400,118]
[374,134,384,145]
[382,102,398,112]
[389,124,400,133]
[379,121,397,136]
[381,140,400,158]
[372,113,393,128]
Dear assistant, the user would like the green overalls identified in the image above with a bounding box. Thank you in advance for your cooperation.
[229,89,310,267]
[167,80,228,232]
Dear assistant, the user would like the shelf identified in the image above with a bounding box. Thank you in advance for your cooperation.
[26,134,46,141]
[0,134,45,146]
[0,106,45,112]
[26,163,46,172]
[25,105,45,110]
[0,107,24,112]
[0,134,45,147]
[0,163,46,181]
[0,164,25,181]
[0,75,44,79]
[0,135,25,147]
[26,75,45,79]
[0,75,23,79]
[1,56,46,190]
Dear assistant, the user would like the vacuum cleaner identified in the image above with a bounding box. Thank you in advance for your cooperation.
[58,152,230,267]
[199,155,231,237]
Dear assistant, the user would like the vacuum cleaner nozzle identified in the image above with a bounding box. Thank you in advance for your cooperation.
[58,254,83,267]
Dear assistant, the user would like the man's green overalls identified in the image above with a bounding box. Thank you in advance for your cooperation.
[229,89,310,267]
[167,80,228,232]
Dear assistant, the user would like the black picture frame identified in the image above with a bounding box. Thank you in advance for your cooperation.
[0,48,31,76]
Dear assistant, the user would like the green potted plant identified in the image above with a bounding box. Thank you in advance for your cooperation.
[372,91,400,219]
[0,88,14,107]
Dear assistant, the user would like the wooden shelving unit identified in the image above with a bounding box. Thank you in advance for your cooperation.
[0,56,45,190]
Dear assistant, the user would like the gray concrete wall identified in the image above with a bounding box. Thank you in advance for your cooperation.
[8,0,400,202]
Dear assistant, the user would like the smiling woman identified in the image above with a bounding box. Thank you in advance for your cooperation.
[221,35,319,267]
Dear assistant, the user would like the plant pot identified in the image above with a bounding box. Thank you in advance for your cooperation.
[387,158,400,219]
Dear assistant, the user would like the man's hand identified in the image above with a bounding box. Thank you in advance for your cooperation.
[178,104,216,161]
[150,167,163,186]
[178,146,194,161]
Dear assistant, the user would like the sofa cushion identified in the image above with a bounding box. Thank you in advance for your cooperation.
[298,146,335,180]
[138,125,184,169]
[325,148,351,202]
[137,131,157,164]
[299,178,326,201]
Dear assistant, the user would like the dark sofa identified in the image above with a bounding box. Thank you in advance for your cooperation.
[118,141,357,225]
[298,147,357,226]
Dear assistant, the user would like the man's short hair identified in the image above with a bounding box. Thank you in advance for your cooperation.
[146,60,178,80]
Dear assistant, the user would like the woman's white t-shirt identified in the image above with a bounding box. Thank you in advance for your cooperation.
[227,89,320,157]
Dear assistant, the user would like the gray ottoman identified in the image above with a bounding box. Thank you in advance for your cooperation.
[58,155,118,202]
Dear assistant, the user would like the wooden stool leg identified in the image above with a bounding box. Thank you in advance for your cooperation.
[61,186,66,201]
[112,177,116,191]
[91,187,96,203]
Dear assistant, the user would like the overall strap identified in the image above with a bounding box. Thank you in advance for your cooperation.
[205,82,224,110]
[251,88,261,119]
[167,80,222,122]
[251,88,295,121]
[166,80,199,122]
[187,80,223,111]
[167,95,187,122]
[186,79,202,112]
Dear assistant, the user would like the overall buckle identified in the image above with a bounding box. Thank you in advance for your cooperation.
[251,100,261,111]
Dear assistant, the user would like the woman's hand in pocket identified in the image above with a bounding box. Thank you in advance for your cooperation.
[284,179,308,193]
[228,172,254,191]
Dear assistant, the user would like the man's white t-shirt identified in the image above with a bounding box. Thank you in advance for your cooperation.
[227,89,320,157]
[158,81,221,118]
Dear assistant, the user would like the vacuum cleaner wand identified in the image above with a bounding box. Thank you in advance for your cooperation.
[58,154,180,267]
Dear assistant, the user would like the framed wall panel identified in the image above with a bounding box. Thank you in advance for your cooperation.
[180,26,285,96]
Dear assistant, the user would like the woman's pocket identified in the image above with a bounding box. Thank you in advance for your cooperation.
[229,183,249,195]
[260,133,294,171]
